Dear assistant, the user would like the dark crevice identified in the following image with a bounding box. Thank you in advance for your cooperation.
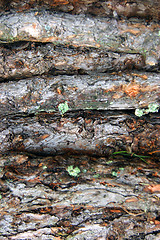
[1,109,159,123]
[0,109,138,119]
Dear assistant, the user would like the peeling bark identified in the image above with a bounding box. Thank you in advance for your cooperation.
[0,44,146,80]
[0,11,159,157]
[0,12,160,64]
[0,73,159,114]
[1,11,160,81]
[0,0,160,20]
[0,1,160,239]
[0,71,159,156]
[0,109,159,156]
[0,153,160,239]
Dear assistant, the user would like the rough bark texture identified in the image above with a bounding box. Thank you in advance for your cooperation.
[0,12,159,155]
[1,153,160,240]
[0,0,160,239]
[0,0,160,20]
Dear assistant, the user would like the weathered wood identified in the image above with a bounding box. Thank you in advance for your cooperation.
[0,4,159,158]
[0,153,160,239]
[0,12,160,67]
[0,1,160,239]
[0,0,160,20]
[0,70,159,156]
[0,73,159,115]
[0,44,145,80]
[0,110,159,155]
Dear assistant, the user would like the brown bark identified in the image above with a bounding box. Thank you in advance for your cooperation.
[0,152,160,239]
[0,1,160,239]
[0,10,159,157]
[0,71,159,155]
[0,0,160,20]
[1,110,160,156]
[0,44,145,80]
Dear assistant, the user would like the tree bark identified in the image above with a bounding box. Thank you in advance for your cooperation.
[0,1,160,239]
[0,72,159,156]
[0,152,160,240]
[0,11,159,156]
[0,0,160,20]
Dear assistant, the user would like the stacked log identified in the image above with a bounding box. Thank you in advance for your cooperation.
[0,2,159,156]
[0,1,160,239]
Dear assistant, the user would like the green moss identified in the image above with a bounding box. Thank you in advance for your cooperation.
[78,101,109,110]
[135,109,144,117]
[67,166,80,177]
[58,101,69,116]
[135,103,159,117]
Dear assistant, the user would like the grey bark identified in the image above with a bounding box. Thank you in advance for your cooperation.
[1,110,160,155]
[0,11,159,156]
[0,0,160,20]
[0,1,160,239]
[0,11,160,67]
[0,153,160,239]
[0,44,145,80]
[0,72,159,155]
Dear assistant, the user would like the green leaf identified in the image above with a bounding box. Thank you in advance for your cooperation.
[113,151,130,155]
[119,168,124,171]
[106,160,113,164]
[112,151,149,164]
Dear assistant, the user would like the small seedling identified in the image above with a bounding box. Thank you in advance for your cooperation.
[111,168,124,177]
[112,151,149,164]
[42,165,47,170]
[106,160,113,165]
[58,101,69,116]
[67,165,81,177]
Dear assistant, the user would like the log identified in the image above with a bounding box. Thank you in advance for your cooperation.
[0,110,159,155]
[0,1,160,239]
[0,73,159,115]
[0,44,145,80]
[0,72,159,155]
[0,11,160,67]
[0,11,159,156]
[0,152,160,239]
[0,0,160,20]
[1,10,160,84]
